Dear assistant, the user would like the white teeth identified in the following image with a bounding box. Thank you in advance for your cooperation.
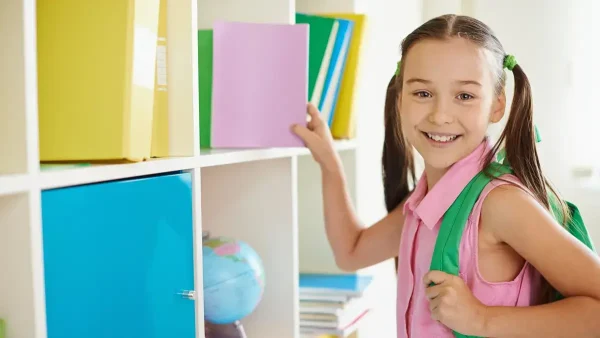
[427,133,457,142]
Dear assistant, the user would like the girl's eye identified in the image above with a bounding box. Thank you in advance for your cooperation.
[414,91,431,98]
[457,93,474,100]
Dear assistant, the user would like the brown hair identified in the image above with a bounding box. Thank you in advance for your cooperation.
[384,14,569,299]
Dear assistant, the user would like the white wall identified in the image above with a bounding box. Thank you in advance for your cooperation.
[353,0,422,225]
[422,0,461,21]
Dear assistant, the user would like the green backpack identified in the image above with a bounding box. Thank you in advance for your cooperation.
[429,160,596,338]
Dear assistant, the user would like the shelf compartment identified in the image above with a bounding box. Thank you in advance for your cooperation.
[298,149,357,274]
[0,193,42,338]
[201,157,299,338]
[197,0,295,29]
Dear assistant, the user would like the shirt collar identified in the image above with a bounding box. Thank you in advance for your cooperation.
[404,139,492,229]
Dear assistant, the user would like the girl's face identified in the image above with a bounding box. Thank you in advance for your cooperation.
[399,37,505,171]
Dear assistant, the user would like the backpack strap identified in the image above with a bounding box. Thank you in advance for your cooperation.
[429,162,512,338]
[565,202,595,252]
[430,162,512,279]
[430,161,596,338]
[550,200,596,302]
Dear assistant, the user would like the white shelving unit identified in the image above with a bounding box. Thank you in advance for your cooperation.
[0,0,423,337]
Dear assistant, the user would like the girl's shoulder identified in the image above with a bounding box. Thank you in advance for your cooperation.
[474,174,533,209]
[474,173,542,237]
[470,173,534,226]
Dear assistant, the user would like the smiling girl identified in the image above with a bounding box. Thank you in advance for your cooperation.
[293,14,600,338]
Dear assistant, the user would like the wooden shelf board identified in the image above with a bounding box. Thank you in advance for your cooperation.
[199,147,304,167]
[200,139,356,166]
[0,173,32,196]
[296,139,357,156]
[39,157,199,190]
[37,140,357,190]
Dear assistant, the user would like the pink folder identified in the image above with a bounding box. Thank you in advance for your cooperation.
[211,20,309,148]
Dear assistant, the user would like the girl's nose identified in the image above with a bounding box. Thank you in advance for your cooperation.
[428,99,454,125]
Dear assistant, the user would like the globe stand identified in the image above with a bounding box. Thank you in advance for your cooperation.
[234,321,247,338]
[205,320,247,338]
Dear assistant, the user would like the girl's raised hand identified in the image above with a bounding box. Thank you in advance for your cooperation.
[292,103,341,173]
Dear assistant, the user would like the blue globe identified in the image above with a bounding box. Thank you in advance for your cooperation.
[202,236,265,324]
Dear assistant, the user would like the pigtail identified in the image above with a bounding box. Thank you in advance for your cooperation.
[383,73,415,272]
[488,61,571,304]
[382,75,415,214]
[489,63,545,204]
[489,64,570,225]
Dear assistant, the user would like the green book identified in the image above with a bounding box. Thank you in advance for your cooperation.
[198,29,213,149]
[40,163,91,171]
[295,13,338,105]
[0,318,5,338]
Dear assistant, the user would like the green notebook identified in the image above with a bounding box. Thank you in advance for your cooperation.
[198,29,213,149]
[0,318,5,338]
[295,13,338,105]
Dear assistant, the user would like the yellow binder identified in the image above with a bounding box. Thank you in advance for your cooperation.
[37,0,160,162]
[320,13,367,140]
[151,0,169,157]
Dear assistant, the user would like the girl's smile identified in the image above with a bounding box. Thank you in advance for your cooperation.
[422,131,462,147]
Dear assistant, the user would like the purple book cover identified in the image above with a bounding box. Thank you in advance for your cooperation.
[211,20,309,148]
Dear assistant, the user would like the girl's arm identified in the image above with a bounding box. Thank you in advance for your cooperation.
[321,167,407,271]
[293,103,407,272]
[481,185,600,337]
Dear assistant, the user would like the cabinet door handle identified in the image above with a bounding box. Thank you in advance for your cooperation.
[177,290,196,300]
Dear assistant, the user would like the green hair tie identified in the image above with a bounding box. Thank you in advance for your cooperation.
[534,125,541,142]
[395,60,401,76]
[503,54,517,71]
[496,125,542,164]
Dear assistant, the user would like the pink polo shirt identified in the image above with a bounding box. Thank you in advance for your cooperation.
[396,140,543,337]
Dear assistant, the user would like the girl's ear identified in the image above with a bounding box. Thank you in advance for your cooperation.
[489,91,506,123]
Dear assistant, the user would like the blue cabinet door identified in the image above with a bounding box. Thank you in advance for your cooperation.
[41,172,196,338]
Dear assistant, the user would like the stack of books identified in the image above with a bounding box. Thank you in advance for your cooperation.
[298,273,373,338]
[198,13,367,149]
[295,13,366,140]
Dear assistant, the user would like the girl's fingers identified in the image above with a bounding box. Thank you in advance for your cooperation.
[291,124,319,147]
[423,270,453,286]
[429,294,442,312]
[425,284,443,300]
[307,103,323,126]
